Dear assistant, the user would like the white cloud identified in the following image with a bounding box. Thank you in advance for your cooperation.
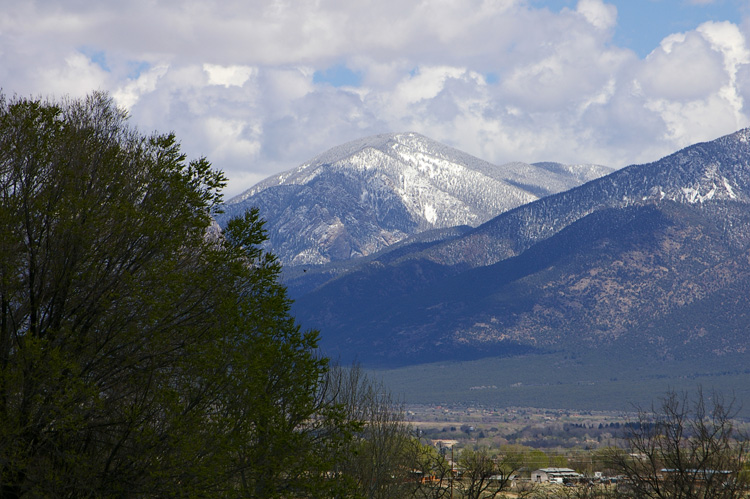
[392,66,470,107]
[499,25,632,112]
[637,31,726,101]
[646,94,743,146]
[113,64,169,109]
[258,67,315,116]
[576,0,618,31]
[698,21,750,84]
[698,21,750,125]
[1,0,749,198]
[634,21,750,145]
[35,52,111,99]
[203,64,256,88]
[204,117,261,159]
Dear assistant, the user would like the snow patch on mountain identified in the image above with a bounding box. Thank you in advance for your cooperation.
[419,127,750,269]
[221,132,613,266]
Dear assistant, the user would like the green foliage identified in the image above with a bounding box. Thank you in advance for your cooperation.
[0,92,341,497]
[408,442,452,499]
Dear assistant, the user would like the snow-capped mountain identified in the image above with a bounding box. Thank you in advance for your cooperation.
[417,128,750,268]
[220,132,612,266]
[288,128,750,366]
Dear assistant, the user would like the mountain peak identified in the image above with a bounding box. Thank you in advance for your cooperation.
[220,132,612,266]
[228,132,430,203]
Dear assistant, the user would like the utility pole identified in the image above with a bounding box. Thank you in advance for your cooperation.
[450,446,454,499]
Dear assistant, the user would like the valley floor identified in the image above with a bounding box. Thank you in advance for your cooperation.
[374,350,750,417]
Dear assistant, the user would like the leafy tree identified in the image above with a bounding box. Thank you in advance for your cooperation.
[606,388,749,499]
[406,441,452,499]
[0,92,336,497]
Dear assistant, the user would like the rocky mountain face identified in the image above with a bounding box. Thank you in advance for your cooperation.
[219,132,611,266]
[288,128,750,366]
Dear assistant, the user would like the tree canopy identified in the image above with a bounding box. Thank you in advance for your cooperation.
[0,92,334,497]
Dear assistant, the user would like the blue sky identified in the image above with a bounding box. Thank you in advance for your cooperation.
[313,64,364,88]
[2,0,749,196]
[540,0,747,57]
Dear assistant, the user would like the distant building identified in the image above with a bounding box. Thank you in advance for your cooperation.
[531,468,581,483]
[660,468,732,481]
[431,439,459,449]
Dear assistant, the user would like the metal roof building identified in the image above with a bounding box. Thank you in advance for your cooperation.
[531,467,581,483]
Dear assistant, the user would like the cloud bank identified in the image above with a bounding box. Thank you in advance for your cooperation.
[1,0,749,196]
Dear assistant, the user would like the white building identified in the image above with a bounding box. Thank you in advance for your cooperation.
[531,467,581,483]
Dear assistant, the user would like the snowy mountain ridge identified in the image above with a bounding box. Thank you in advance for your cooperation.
[287,127,750,367]
[410,127,750,269]
[221,132,612,266]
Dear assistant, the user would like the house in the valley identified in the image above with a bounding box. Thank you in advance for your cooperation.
[531,467,581,483]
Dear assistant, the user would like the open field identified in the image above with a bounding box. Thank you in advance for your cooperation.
[371,349,750,418]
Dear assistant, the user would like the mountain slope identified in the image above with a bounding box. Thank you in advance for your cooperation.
[417,128,750,268]
[289,128,750,366]
[219,132,611,266]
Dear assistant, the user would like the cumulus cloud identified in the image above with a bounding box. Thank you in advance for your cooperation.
[1,0,748,196]
[634,21,750,146]
[577,0,618,30]
[637,32,726,101]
